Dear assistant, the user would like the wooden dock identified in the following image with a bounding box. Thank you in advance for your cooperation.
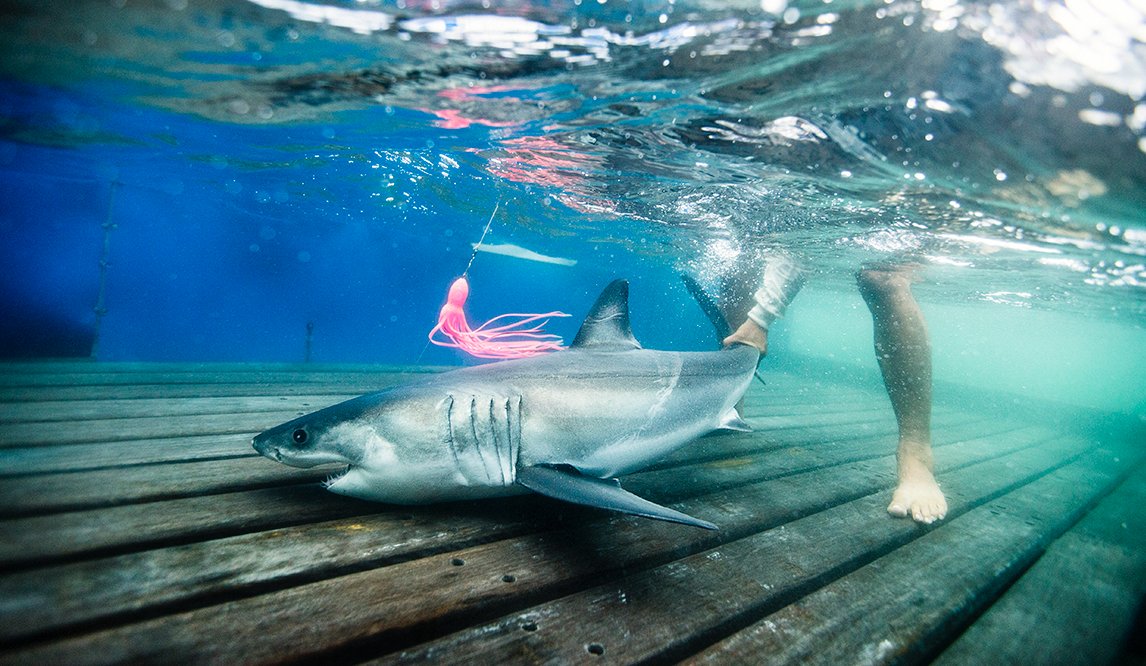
[0,361,1142,664]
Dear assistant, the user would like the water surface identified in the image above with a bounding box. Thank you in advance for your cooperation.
[0,0,1143,413]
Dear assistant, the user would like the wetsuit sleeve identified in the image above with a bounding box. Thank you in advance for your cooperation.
[746,251,807,330]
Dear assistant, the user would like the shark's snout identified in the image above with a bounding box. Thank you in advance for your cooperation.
[252,434,281,461]
[251,419,362,469]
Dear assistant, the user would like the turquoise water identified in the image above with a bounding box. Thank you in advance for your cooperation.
[0,0,1143,415]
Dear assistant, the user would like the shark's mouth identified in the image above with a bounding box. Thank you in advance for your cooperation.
[323,465,352,489]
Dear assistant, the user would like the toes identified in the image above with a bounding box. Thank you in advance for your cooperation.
[889,480,948,524]
[890,497,948,524]
[914,500,947,524]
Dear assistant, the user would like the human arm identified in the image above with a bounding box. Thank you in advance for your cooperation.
[722,251,807,354]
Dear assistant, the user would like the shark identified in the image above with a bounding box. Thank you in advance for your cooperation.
[252,278,760,529]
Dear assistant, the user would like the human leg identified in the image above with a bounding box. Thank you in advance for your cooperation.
[857,267,947,523]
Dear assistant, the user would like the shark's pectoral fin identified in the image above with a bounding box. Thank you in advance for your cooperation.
[516,465,717,530]
[718,407,752,432]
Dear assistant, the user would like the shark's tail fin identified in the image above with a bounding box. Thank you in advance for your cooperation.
[680,273,732,346]
[681,273,765,387]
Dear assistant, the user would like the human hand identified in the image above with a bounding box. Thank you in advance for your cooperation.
[723,320,768,354]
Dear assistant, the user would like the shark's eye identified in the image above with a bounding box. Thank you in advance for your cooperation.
[292,429,308,445]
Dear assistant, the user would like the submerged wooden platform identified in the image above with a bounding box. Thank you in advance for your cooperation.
[0,361,1142,665]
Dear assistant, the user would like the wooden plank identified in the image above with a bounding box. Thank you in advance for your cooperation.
[0,457,332,517]
[0,363,442,384]
[0,370,417,388]
[374,442,1136,666]
[0,363,832,389]
[0,434,255,475]
[0,381,423,402]
[0,364,859,400]
[0,382,978,517]
[644,408,987,473]
[0,366,876,401]
[0,410,897,477]
[1,361,1126,666]
[0,410,314,447]
[0,414,911,515]
[0,499,551,650]
[681,456,1145,665]
[0,419,1028,647]
[628,421,1042,500]
[0,385,892,426]
[0,485,380,570]
[0,378,878,404]
[0,428,1094,663]
[0,393,898,448]
[933,465,1146,666]
[0,389,892,451]
[0,375,430,406]
[0,406,964,567]
[0,402,984,525]
[0,394,364,423]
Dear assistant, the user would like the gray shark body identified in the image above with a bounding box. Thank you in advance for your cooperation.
[253,280,759,529]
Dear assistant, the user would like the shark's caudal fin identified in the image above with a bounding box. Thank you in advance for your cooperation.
[516,465,718,530]
[681,273,766,387]
[570,279,642,351]
[680,273,732,345]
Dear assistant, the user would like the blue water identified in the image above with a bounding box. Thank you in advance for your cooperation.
[1,0,1144,414]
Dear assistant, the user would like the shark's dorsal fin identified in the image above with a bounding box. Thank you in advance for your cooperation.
[570,279,641,351]
[516,465,717,530]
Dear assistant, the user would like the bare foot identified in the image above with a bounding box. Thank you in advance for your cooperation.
[888,451,947,524]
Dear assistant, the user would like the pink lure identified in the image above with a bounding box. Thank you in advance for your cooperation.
[428,277,570,359]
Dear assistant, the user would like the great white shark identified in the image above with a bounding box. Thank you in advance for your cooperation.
[253,279,760,529]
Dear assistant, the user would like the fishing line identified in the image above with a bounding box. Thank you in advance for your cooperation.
[462,198,499,277]
[416,198,501,364]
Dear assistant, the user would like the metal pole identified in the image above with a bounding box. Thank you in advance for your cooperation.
[90,181,118,359]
